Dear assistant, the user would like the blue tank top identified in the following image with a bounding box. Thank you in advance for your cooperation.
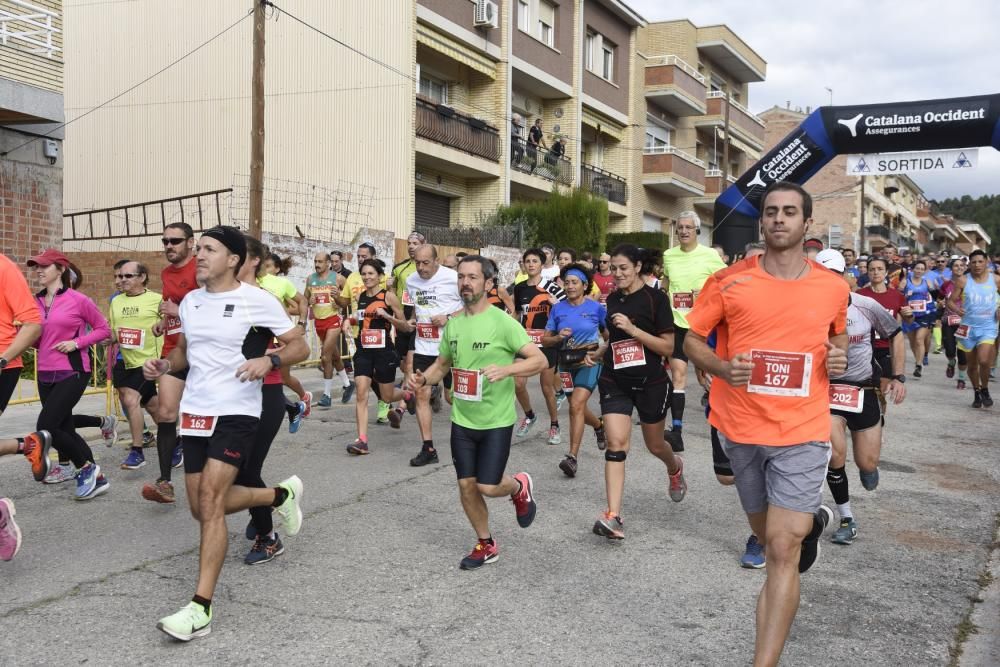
[903,277,936,316]
[962,275,998,328]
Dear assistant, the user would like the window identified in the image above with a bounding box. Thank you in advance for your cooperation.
[585,32,595,71]
[710,75,725,94]
[829,224,843,248]
[601,40,615,80]
[586,30,616,82]
[643,213,662,233]
[537,0,555,47]
[419,73,447,105]
[517,0,530,33]
[645,124,672,149]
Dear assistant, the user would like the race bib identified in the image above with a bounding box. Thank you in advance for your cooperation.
[598,293,607,305]
[313,289,332,306]
[946,314,961,327]
[829,384,864,413]
[165,315,182,336]
[527,329,546,346]
[401,290,414,307]
[672,292,694,310]
[451,368,483,402]
[611,338,646,369]
[360,328,386,349]
[416,322,441,342]
[559,371,574,392]
[747,349,812,397]
[908,299,927,313]
[956,324,970,338]
[117,327,144,350]
[179,413,217,438]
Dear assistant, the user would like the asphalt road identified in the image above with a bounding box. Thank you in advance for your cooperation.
[0,355,997,666]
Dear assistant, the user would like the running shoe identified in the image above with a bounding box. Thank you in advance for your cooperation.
[946,362,955,379]
[933,346,942,355]
[555,390,567,411]
[923,355,929,366]
[515,415,537,438]
[0,498,22,561]
[511,472,536,528]
[973,390,983,408]
[120,448,146,470]
[799,505,833,573]
[100,415,118,446]
[831,517,858,545]
[157,601,212,642]
[664,429,684,453]
[668,456,687,503]
[43,463,74,484]
[376,417,389,425]
[288,401,306,434]
[346,439,369,455]
[77,474,109,501]
[981,388,994,408]
[740,535,765,569]
[913,365,922,378]
[301,391,313,418]
[341,381,356,404]
[592,511,624,540]
[594,425,607,451]
[74,463,101,500]
[459,539,499,570]
[245,533,285,565]
[388,408,403,429]
[957,379,966,390]
[142,429,156,447]
[171,444,183,469]
[547,425,561,445]
[859,467,880,491]
[23,430,52,482]
[317,393,332,408]
[430,385,442,413]
[410,448,439,467]
[141,479,176,504]
[275,475,303,536]
[558,454,578,478]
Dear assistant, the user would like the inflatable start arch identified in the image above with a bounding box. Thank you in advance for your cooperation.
[713,93,1000,253]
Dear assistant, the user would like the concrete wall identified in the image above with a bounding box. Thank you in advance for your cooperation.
[512,0,573,85]
[581,0,630,116]
[418,0,503,47]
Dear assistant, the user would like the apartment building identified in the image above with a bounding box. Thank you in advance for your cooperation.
[0,0,63,266]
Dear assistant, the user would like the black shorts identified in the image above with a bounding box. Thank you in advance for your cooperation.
[413,353,452,389]
[598,372,670,424]
[353,346,399,385]
[395,330,414,361]
[0,367,20,412]
[542,347,558,369]
[711,426,733,477]
[183,415,259,473]
[831,383,882,432]
[672,327,689,364]
[873,348,891,380]
[168,366,189,382]
[450,422,514,485]
[112,361,157,406]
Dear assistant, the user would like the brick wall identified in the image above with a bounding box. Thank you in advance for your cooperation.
[69,250,169,306]
[1,154,62,270]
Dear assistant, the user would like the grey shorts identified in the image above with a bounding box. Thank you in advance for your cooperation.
[721,435,831,515]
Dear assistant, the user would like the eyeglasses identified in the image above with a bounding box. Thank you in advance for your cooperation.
[599,260,610,264]
[115,273,141,279]
[161,237,186,246]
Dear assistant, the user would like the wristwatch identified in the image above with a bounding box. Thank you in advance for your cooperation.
[268,353,282,370]
[0,357,7,370]
[892,374,906,383]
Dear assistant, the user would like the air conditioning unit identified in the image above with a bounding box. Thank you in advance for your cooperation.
[474,0,499,28]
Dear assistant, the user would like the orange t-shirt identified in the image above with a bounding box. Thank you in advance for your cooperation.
[686,255,849,446]
[0,254,43,370]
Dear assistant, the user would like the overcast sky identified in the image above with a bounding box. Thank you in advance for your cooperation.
[628,0,1000,201]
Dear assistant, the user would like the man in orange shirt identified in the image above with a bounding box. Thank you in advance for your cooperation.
[685,182,849,667]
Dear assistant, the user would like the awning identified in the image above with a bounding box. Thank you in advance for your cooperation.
[582,108,624,142]
[417,25,497,79]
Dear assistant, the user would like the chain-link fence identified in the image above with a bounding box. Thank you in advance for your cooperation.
[415,223,524,250]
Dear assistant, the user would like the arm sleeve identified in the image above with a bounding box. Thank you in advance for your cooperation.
[685,275,724,337]
[507,316,531,353]
[255,292,294,337]
[829,285,850,336]
[5,264,41,324]
[76,295,112,348]
[545,303,561,334]
[597,303,608,330]
[438,320,453,361]
[856,294,901,339]
[653,290,674,334]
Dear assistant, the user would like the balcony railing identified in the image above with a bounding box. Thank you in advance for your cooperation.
[511,136,572,184]
[581,163,627,205]
[645,55,705,84]
[0,0,60,58]
[415,97,500,162]
[704,91,765,144]
[866,225,910,246]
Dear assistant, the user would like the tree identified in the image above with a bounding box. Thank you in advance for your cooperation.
[936,194,1000,253]
[485,188,607,251]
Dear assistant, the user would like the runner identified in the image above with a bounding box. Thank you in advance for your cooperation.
[947,249,1000,408]
[344,259,415,453]
[593,253,616,304]
[661,211,726,453]
[330,250,352,280]
[591,244,686,540]
[305,251,352,408]
[107,261,164,476]
[257,256,311,424]
[338,243,387,410]
[405,245,463,466]
[543,263,607,477]
[858,257,912,396]
[900,259,938,378]
[144,226,308,641]
[939,257,969,388]
[540,243,560,281]
[28,249,112,500]
[512,248,565,445]
[684,181,847,666]
[816,250,906,546]
[486,263,516,314]
[389,233,424,408]
[406,255,544,569]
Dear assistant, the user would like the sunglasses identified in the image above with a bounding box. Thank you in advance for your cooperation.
[161,237,186,246]
[599,260,610,263]
[115,273,142,279]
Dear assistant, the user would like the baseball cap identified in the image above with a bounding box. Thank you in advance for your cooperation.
[815,249,846,273]
[27,248,70,268]
[803,239,825,251]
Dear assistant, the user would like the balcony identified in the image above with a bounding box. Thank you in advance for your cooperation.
[642,146,705,196]
[415,97,500,162]
[511,136,572,185]
[695,92,766,149]
[695,26,766,83]
[644,55,706,117]
[703,169,739,197]
[0,0,60,58]
[581,163,627,206]
[866,225,910,247]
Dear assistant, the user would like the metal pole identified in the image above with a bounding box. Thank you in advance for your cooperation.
[859,176,866,252]
[249,0,266,239]
[722,93,731,181]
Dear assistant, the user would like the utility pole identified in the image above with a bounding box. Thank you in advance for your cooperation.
[249,0,266,239]
[721,91,731,182]
[859,176,866,252]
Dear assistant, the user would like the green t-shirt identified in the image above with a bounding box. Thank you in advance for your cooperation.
[438,306,531,430]
[258,274,297,304]
[662,243,726,328]
[109,290,163,368]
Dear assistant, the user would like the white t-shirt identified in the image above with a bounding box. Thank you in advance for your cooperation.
[541,264,560,281]
[179,282,294,418]
[406,266,463,356]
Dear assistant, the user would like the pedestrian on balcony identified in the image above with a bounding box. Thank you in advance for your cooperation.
[546,135,565,169]
[511,114,525,166]
[527,118,547,172]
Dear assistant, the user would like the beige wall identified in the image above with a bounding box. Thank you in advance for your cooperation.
[581,0,630,115]
[512,0,574,85]
[418,0,502,47]
[63,1,413,240]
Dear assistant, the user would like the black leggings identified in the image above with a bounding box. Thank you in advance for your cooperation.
[0,367,20,413]
[37,373,95,469]
[942,323,968,365]
[238,384,285,537]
